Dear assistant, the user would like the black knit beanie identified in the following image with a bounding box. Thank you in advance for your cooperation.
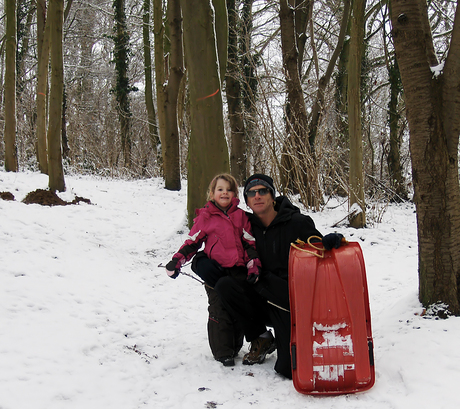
[243,174,276,203]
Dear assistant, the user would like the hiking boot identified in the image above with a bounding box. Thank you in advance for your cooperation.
[243,334,276,365]
[217,356,235,367]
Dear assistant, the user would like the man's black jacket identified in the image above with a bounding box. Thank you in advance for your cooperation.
[247,196,322,281]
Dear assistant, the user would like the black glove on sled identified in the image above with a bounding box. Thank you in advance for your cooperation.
[322,233,344,251]
[166,258,181,279]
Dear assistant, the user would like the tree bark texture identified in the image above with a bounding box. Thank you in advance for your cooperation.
[161,0,184,191]
[143,0,160,160]
[47,0,65,192]
[226,0,247,184]
[36,0,49,174]
[4,0,18,172]
[74,2,96,167]
[181,0,230,226]
[17,1,35,96]
[292,0,310,76]
[213,0,229,84]
[240,0,259,174]
[390,0,460,314]
[113,0,132,168]
[153,0,166,172]
[387,59,408,201]
[279,0,319,208]
[348,0,366,228]
[308,0,351,148]
[279,0,309,149]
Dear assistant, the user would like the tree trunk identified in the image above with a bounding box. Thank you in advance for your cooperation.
[113,0,132,168]
[390,0,460,314]
[181,0,230,226]
[308,0,351,148]
[240,0,259,174]
[61,85,70,158]
[213,0,228,84]
[279,0,309,151]
[153,0,183,190]
[143,0,160,161]
[279,0,319,207]
[47,0,65,192]
[161,0,184,191]
[16,0,35,96]
[4,0,18,172]
[226,0,247,184]
[75,1,95,166]
[347,0,366,228]
[153,0,166,173]
[36,0,49,174]
[336,19,350,142]
[293,0,310,75]
[387,58,408,201]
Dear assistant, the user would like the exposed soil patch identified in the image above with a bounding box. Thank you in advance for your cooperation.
[0,191,15,201]
[2,189,90,206]
[21,189,91,206]
[22,189,68,206]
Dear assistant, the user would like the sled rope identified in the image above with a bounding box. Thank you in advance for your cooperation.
[290,236,326,258]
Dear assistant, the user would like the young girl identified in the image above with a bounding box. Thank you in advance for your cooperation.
[166,173,261,366]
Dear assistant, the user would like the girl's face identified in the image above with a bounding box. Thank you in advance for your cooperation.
[210,178,235,210]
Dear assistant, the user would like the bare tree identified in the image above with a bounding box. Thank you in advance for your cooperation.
[113,0,133,168]
[153,0,166,173]
[47,0,65,192]
[390,0,460,314]
[162,0,184,190]
[180,0,230,225]
[4,0,18,172]
[386,58,408,201]
[142,0,160,161]
[153,0,184,190]
[36,0,50,174]
[279,0,319,206]
[348,0,366,227]
[226,0,247,184]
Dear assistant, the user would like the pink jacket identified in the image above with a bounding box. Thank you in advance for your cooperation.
[173,197,257,268]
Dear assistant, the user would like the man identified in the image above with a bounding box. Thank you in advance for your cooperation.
[215,174,343,378]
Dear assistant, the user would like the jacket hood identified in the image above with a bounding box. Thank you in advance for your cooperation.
[273,196,300,221]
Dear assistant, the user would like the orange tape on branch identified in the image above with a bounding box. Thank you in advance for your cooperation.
[197,88,219,101]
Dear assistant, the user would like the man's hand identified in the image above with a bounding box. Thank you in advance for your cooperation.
[322,233,345,250]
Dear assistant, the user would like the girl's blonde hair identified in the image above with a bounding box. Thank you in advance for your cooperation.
[207,173,239,201]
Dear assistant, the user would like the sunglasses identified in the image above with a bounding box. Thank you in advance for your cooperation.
[246,188,270,198]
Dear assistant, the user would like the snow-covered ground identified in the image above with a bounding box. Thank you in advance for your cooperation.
[1,170,459,409]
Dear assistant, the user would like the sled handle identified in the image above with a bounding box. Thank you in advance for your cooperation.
[290,236,325,258]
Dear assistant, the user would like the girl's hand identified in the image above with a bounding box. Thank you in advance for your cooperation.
[166,258,181,279]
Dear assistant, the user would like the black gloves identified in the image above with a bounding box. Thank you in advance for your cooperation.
[165,258,181,279]
[322,233,344,250]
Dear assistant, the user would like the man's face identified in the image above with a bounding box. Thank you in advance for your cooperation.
[247,184,273,216]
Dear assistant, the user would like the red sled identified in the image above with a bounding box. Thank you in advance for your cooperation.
[288,239,375,395]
